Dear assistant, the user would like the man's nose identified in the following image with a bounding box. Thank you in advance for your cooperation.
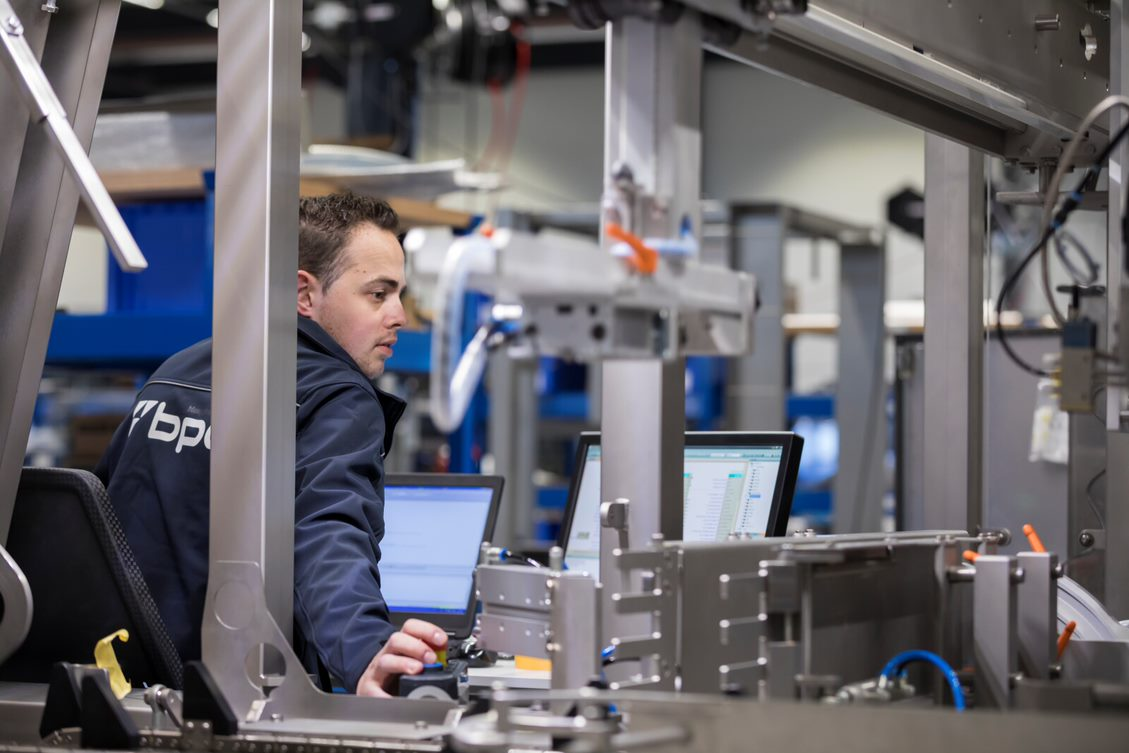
[389,296,407,329]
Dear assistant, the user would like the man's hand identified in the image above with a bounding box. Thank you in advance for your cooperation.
[356,619,448,697]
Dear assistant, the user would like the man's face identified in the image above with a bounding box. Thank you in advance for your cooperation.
[298,223,407,379]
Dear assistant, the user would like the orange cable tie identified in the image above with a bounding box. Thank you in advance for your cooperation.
[606,221,659,275]
[1023,523,1047,553]
[1057,620,1077,660]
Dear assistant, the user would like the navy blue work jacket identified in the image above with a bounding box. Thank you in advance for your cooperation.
[95,317,406,691]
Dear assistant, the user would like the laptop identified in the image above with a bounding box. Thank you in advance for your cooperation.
[559,432,803,574]
[380,473,503,639]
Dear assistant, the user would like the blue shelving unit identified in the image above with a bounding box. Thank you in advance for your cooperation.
[48,307,434,374]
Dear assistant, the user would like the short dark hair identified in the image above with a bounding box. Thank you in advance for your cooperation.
[298,193,400,289]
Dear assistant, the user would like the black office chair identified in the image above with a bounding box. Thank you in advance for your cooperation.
[0,467,182,688]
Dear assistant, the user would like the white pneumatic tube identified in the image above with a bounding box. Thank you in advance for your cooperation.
[429,234,495,433]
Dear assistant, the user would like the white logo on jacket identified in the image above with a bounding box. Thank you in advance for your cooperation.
[130,400,212,453]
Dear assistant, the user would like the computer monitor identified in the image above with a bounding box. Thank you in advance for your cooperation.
[380,473,503,638]
[559,432,803,574]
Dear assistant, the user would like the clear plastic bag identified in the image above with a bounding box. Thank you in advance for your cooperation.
[1029,375,1069,464]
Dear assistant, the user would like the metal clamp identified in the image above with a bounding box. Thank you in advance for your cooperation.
[600,498,629,531]
[143,685,183,730]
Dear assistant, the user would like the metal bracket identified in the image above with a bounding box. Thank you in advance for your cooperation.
[201,561,455,737]
[601,498,630,531]
[608,540,679,690]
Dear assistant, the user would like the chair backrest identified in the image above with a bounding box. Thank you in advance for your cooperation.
[0,467,182,688]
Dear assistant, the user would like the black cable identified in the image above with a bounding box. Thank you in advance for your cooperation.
[1084,468,1107,530]
[995,226,1056,377]
[994,120,1129,377]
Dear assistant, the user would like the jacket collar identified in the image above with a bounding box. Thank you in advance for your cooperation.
[298,315,360,372]
[297,317,407,455]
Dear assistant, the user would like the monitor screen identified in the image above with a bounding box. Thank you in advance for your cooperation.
[563,438,794,574]
[380,483,496,615]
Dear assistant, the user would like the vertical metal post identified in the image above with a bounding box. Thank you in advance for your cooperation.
[1015,552,1056,679]
[488,209,538,548]
[923,135,985,533]
[487,356,537,547]
[600,11,699,648]
[834,240,886,532]
[727,207,786,431]
[205,0,301,663]
[1109,2,1128,433]
[1106,432,1129,619]
[0,0,119,543]
[973,555,1018,708]
[1106,0,1129,622]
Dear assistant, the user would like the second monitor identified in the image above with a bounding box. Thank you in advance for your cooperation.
[560,432,803,574]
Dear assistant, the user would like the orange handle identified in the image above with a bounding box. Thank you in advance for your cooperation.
[1057,620,1077,660]
[962,550,980,563]
[1023,523,1047,553]
[606,222,659,275]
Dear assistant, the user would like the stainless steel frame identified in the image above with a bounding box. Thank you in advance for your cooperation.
[452,687,1129,753]
[0,0,125,545]
[701,0,1109,163]
[836,237,886,533]
[922,136,986,533]
[1104,2,1129,623]
[725,205,886,532]
[598,12,698,656]
[206,0,300,671]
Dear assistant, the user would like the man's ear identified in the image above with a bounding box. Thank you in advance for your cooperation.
[297,269,320,317]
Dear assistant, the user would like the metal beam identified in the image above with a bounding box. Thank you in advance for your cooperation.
[0,0,120,544]
[0,0,47,246]
[1106,431,1129,620]
[486,356,537,548]
[205,0,301,665]
[699,0,1107,162]
[599,12,698,669]
[1103,0,1129,622]
[922,135,985,533]
[834,240,886,533]
[709,28,1008,158]
[726,208,786,431]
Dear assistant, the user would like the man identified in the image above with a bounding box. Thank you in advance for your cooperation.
[95,193,443,695]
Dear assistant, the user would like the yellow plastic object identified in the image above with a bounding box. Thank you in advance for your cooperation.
[436,647,448,667]
[514,655,552,672]
[93,629,132,699]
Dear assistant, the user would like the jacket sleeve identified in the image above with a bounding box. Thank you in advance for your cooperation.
[292,383,397,692]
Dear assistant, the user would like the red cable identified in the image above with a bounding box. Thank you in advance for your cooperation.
[497,34,531,174]
[474,80,506,171]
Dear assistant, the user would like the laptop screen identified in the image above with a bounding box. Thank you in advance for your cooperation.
[562,433,801,574]
[380,481,497,617]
